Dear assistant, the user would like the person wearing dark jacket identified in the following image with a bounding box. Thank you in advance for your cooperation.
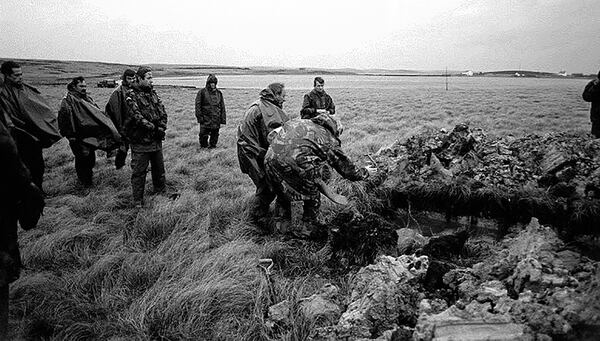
[58,76,121,187]
[0,61,61,191]
[300,77,336,119]
[124,66,168,207]
[265,114,374,238]
[195,74,226,148]
[582,70,600,138]
[105,69,136,168]
[0,118,45,339]
[237,83,290,224]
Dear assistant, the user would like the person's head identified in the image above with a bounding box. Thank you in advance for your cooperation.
[136,66,153,89]
[121,69,136,87]
[268,82,286,106]
[206,74,218,90]
[67,76,86,94]
[1,61,23,86]
[313,76,325,93]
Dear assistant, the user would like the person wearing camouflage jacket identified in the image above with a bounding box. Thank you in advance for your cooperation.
[265,114,369,237]
[195,74,226,148]
[124,66,168,206]
[237,83,290,224]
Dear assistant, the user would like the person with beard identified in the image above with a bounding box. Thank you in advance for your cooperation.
[124,66,168,207]
[237,82,290,225]
[300,76,336,119]
[58,76,121,187]
[0,61,61,191]
[195,74,226,148]
[105,69,136,168]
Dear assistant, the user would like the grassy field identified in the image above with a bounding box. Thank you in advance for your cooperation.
[8,77,594,340]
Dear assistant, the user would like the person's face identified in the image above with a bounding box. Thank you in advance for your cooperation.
[139,72,153,88]
[314,81,324,93]
[6,67,23,86]
[209,82,217,90]
[74,80,87,94]
[124,75,135,86]
[275,89,286,106]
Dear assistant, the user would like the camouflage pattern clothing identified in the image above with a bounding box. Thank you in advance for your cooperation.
[301,88,336,119]
[265,115,368,226]
[124,85,168,203]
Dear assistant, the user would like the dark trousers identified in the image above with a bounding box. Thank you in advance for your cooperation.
[592,120,600,138]
[13,133,44,190]
[69,140,96,186]
[246,166,276,223]
[199,126,220,148]
[131,150,166,202]
[115,143,129,170]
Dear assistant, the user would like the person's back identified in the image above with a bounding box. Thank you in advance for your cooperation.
[583,70,600,138]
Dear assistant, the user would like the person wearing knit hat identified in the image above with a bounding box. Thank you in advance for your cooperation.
[195,74,226,148]
[582,69,600,138]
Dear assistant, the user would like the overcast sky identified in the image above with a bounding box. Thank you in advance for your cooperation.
[1,0,599,73]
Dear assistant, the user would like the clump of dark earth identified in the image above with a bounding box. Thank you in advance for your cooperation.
[266,125,600,340]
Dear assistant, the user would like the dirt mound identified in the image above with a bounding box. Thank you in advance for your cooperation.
[372,124,600,235]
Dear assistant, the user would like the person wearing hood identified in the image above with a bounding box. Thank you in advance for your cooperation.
[237,82,290,225]
[105,69,136,168]
[265,114,375,239]
[582,70,600,138]
[195,74,226,148]
[0,61,61,192]
[300,76,336,119]
[58,76,121,187]
[124,66,168,207]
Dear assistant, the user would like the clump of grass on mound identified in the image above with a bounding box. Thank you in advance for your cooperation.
[124,239,272,340]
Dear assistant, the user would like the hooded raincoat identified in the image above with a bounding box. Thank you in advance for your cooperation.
[195,75,226,129]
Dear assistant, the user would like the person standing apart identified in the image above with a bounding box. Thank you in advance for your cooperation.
[583,70,600,138]
[300,76,336,119]
[195,74,226,148]
[124,66,168,207]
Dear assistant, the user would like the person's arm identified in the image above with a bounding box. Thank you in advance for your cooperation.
[220,91,226,125]
[195,90,203,122]
[327,94,336,115]
[155,94,168,131]
[583,80,600,102]
[57,97,76,139]
[301,93,315,118]
[327,145,369,181]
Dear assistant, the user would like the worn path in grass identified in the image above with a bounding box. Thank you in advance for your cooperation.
[10,79,593,339]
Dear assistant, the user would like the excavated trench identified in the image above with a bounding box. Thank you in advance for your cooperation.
[267,125,600,340]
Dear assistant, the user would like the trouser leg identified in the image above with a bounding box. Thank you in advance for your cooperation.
[248,175,276,223]
[209,128,220,148]
[592,120,600,139]
[115,143,129,170]
[16,138,44,191]
[199,126,209,147]
[150,150,166,193]
[70,141,95,186]
[131,151,150,202]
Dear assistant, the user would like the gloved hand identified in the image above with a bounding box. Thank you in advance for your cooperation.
[364,165,378,176]
[155,127,166,140]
